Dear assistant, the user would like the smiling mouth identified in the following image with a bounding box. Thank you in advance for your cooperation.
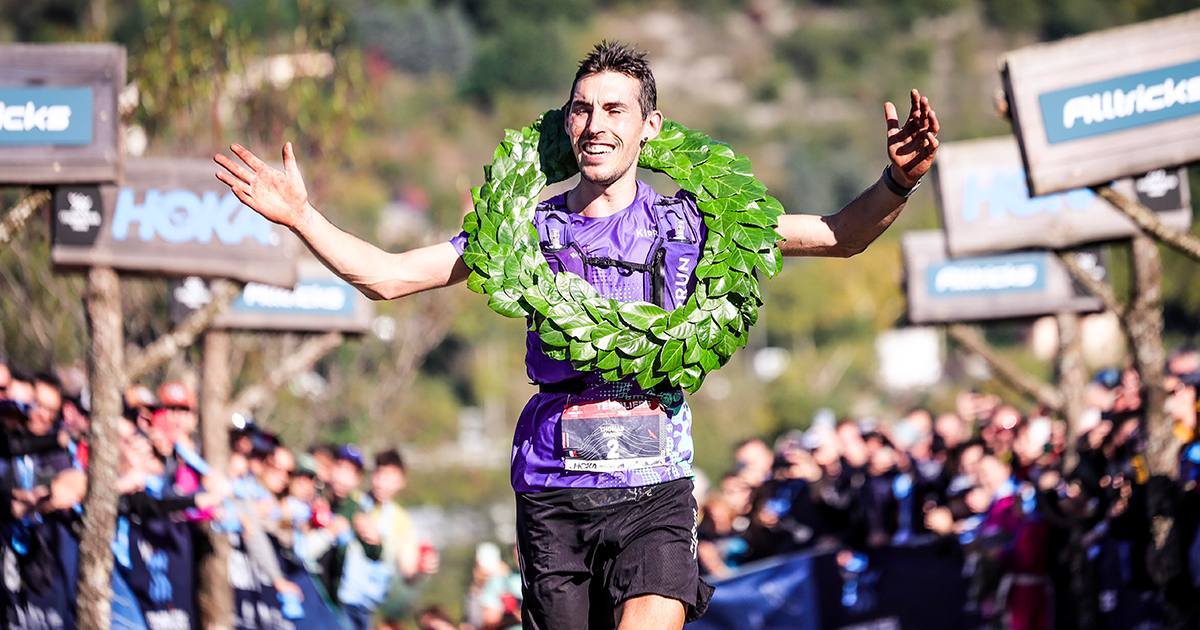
[582,142,616,157]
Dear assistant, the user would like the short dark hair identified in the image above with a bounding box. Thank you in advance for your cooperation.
[374,448,405,472]
[8,366,34,385]
[570,40,657,119]
[34,372,61,392]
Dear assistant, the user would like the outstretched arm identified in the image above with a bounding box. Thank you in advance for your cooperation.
[215,143,468,300]
[776,89,940,258]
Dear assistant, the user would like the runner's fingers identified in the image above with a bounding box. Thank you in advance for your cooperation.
[884,101,900,136]
[230,184,254,206]
[215,153,255,185]
[231,143,269,173]
[215,169,243,191]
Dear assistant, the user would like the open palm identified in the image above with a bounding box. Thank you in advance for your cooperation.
[885,89,940,188]
[214,142,310,229]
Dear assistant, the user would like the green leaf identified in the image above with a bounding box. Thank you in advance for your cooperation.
[701,174,739,200]
[466,271,488,294]
[659,339,685,373]
[616,330,656,357]
[617,302,668,331]
[759,196,785,219]
[717,333,738,358]
[462,250,489,273]
[488,289,526,318]
[597,350,621,370]
[545,347,568,361]
[699,318,723,348]
[540,327,569,348]
[729,155,753,176]
[719,173,767,198]
[758,246,783,278]
[655,123,687,149]
[681,365,705,393]
[685,337,704,365]
[699,349,720,372]
[636,366,663,391]
[570,340,597,362]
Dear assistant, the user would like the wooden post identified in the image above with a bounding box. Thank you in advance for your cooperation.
[198,330,234,630]
[1128,234,1172,478]
[1056,311,1086,470]
[77,266,124,630]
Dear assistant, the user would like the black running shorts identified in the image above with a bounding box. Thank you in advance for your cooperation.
[515,478,715,630]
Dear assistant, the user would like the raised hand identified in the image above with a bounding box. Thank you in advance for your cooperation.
[885,89,940,188]
[214,142,310,229]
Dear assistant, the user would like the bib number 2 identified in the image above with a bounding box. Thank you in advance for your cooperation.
[560,399,670,472]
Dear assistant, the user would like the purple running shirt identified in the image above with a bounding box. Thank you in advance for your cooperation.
[451,181,706,492]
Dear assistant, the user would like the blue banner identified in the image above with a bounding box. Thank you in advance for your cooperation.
[689,546,981,630]
[687,554,819,630]
[120,521,196,630]
[1039,59,1200,144]
[228,533,344,630]
[0,87,93,146]
[925,253,1047,298]
[233,281,356,317]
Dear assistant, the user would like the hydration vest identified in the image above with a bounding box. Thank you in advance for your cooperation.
[533,190,702,310]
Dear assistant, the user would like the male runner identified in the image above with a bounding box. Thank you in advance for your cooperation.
[215,41,939,630]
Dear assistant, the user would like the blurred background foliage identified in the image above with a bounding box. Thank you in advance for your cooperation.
[2,0,1200,613]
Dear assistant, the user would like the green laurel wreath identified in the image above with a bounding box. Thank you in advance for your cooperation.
[460,109,784,393]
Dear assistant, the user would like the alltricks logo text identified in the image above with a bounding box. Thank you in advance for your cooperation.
[1039,59,1200,144]
[0,87,93,146]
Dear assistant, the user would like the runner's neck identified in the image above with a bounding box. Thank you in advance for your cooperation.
[567,169,640,218]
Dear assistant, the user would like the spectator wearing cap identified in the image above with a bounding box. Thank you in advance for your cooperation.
[316,444,389,624]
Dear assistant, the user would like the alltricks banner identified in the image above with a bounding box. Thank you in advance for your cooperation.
[902,230,1104,324]
[167,260,373,334]
[0,44,125,184]
[1000,9,1200,196]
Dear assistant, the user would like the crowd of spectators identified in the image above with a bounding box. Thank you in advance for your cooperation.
[9,343,1200,630]
[0,360,483,630]
[694,346,1200,629]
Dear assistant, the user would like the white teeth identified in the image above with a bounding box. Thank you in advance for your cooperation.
[584,145,614,155]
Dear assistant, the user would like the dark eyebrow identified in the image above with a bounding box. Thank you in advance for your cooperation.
[602,101,627,111]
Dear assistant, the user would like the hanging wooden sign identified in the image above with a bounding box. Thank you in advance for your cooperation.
[935,136,1191,257]
[903,231,1105,324]
[0,44,125,184]
[167,260,372,334]
[50,157,298,287]
[1000,9,1200,196]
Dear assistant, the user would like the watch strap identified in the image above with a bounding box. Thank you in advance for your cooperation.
[882,164,920,197]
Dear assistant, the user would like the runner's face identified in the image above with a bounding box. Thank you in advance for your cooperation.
[566,72,660,186]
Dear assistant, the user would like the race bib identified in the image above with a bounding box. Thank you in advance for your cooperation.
[560,399,670,472]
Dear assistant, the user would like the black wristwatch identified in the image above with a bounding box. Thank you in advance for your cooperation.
[882,164,921,198]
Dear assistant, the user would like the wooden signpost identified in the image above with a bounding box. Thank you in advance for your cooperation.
[902,230,1104,325]
[51,157,299,287]
[168,260,374,334]
[1000,9,1200,196]
[0,44,124,185]
[935,137,1191,258]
